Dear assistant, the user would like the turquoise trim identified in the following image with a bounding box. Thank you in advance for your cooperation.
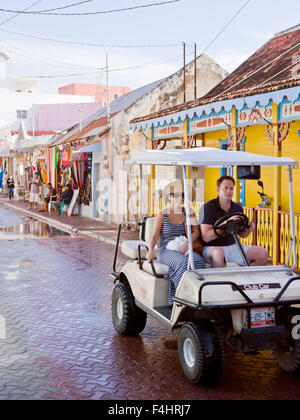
[217,137,246,206]
[130,86,300,132]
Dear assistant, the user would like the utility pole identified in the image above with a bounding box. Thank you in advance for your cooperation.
[194,42,197,99]
[183,41,186,103]
[78,108,83,132]
[106,53,111,126]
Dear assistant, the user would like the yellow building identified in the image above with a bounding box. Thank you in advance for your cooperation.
[130,25,300,267]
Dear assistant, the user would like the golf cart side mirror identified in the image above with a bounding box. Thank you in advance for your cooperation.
[237,165,261,180]
[257,180,264,189]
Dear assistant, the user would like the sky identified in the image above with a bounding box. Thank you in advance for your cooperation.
[0,0,299,95]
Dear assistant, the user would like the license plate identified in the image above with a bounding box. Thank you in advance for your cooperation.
[243,307,275,328]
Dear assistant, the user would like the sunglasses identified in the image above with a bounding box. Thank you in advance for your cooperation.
[170,192,184,199]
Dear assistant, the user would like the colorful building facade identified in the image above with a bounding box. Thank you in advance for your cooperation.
[130,25,300,267]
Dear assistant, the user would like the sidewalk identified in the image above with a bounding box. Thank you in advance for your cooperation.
[0,196,139,245]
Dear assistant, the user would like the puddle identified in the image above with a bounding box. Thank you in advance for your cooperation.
[0,217,70,240]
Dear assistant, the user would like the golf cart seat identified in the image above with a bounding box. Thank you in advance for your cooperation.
[121,240,157,260]
[121,217,157,260]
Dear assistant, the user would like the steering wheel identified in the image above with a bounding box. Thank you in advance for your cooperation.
[213,212,249,238]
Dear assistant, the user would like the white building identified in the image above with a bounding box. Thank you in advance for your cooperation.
[0,48,94,146]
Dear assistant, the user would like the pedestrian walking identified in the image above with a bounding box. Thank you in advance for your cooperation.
[6,176,15,200]
[28,172,42,210]
[0,168,3,193]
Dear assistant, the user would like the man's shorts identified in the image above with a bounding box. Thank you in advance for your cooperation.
[29,192,40,203]
[202,244,252,266]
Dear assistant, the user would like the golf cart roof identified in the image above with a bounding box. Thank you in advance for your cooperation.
[128,147,298,168]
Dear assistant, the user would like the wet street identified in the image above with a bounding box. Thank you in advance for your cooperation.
[0,205,300,400]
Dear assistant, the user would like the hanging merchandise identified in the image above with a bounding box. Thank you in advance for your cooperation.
[60,169,66,187]
[47,148,51,184]
[61,147,71,167]
[70,153,87,188]
[51,147,58,189]
[37,161,42,178]
[40,161,47,184]
[71,152,87,162]
[64,166,70,185]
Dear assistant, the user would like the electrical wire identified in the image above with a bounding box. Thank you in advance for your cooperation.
[4,39,194,75]
[0,28,181,48]
[245,58,300,95]
[5,41,105,70]
[24,0,96,13]
[211,40,300,102]
[0,0,44,26]
[12,50,194,79]
[0,1,181,16]
[142,0,252,105]
[200,0,251,55]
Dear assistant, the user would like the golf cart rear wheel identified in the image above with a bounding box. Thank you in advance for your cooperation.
[178,321,225,385]
[111,282,147,336]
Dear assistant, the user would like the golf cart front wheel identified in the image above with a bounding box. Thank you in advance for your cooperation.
[273,309,300,374]
[111,282,147,336]
[273,340,300,374]
[178,321,225,385]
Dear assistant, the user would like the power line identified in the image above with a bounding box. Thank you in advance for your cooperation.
[3,39,194,75]
[8,49,195,79]
[27,0,96,13]
[0,0,44,27]
[152,1,252,105]
[0,28,181,48]
[200,0,251,54]
[0,1,181,16]
[5,41,105,70]
[211,40,300,102]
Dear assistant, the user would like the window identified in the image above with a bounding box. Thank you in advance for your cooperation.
[16,110,27,119]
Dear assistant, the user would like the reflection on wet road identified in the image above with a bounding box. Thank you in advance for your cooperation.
[0,205,69,239]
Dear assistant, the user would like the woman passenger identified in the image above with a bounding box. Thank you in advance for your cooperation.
[146,181,206,304]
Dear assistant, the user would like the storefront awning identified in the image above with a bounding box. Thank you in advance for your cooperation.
[130,86,300,132]
[0,146,12,157]
[75,141,103,153]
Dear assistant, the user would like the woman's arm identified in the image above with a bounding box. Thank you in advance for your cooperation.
[146,212,164,263]
[181,211,200,253]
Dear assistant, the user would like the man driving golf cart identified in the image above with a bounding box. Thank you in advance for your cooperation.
[200,175,268,268]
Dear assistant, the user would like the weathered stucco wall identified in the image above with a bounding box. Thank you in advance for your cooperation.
[98,55,228,223]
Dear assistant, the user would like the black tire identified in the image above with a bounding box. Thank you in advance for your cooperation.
[178,321,225,385]
[274,340,300,374]
[273,309,300,374]
[111,282,147,336]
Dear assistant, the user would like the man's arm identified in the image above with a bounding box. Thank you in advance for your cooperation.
[239,222,255,238]
[200,224,222,244]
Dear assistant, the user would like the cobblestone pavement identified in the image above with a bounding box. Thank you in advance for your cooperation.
[0,207,300,400]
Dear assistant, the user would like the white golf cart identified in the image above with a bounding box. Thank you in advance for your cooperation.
[110,147,300,385]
